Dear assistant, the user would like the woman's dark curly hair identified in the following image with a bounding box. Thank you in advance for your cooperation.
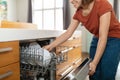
[80,0,94,8]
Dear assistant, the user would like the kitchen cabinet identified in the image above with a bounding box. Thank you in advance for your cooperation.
[0,63,20,80]
[0,41,20,80]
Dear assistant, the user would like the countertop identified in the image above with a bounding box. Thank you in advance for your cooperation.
[0,28,81,42]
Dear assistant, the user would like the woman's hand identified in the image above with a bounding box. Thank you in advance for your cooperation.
[88,61,97,76]
[43,45,52,51]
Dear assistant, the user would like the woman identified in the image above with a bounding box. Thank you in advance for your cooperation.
[44,0,120,80]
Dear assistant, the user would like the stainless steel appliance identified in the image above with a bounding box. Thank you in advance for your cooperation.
[61,58,91,80]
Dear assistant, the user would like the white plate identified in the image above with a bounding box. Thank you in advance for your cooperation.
[29,42,41,49]
[28,42,52,67]
[42,48,52,66]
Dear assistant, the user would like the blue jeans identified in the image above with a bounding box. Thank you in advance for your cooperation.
[89,37,120,80]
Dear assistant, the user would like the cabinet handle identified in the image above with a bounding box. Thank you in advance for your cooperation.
[61,47,73,53]
[0,71,13,79]
[60,66,73,76]
[0,47,13,53]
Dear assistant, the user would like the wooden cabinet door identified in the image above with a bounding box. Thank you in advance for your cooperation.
[0,62,20,80]
[0,41,19,67]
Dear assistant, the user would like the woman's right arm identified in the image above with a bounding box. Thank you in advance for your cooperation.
[44,19,80,51]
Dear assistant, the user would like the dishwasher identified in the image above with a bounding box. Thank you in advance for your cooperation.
[19,38,91,80]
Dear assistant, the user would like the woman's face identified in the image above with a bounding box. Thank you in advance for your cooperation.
[70,0,82,8]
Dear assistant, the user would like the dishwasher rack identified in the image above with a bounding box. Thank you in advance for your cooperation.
[20,41,72,80]
[20,41,56,80]
[56,46,74,64]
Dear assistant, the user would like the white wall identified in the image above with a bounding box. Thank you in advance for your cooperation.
[6,0,28,22]
[16,0,28,22]
[7,0,17,21]
[109,0,114,7]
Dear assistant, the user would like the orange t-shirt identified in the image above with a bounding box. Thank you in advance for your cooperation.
[73,0,120,38]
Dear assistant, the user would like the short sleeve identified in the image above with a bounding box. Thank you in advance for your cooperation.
[98,0,112,16]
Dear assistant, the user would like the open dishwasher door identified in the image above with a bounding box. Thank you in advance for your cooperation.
[61,58,91,80]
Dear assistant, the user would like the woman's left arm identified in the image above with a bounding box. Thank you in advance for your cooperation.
[89,11,111,75]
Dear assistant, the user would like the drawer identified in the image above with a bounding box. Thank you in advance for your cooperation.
[0,41,19,67]
[67,47,82,61]
[56,47,82,80]
[0,62,20,80]
[56,38,82,54]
